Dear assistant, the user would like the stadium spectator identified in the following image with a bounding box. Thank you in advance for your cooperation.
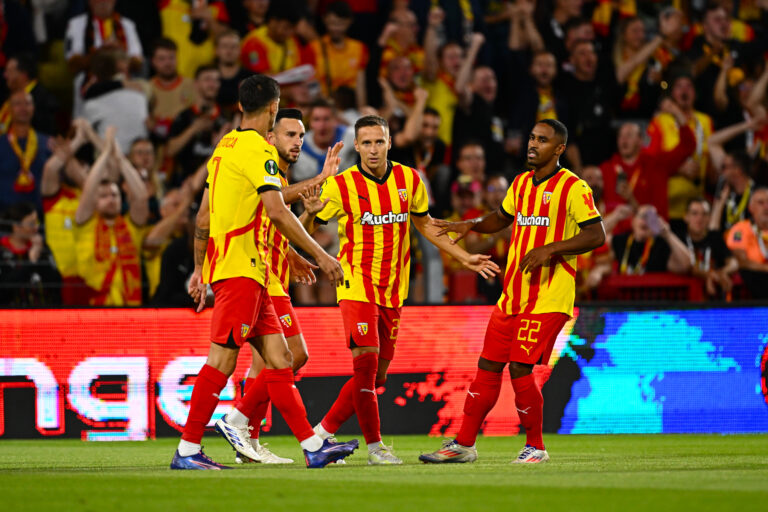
[455,140,487,188]
[309,1,369,108]
[166,65,227,187]
[611,204,692,276]
[82,49,149,154]
[126,138,162,225]
[292,99,356,182]
[380,56,418,114]
[710,151,755,233]
[0,202,61,306]
[160,0,230,78]
[148,38,196,143]
[240,1,309,74]
[73,128,149,306]
[150,206,196,307]
[646,74,715,231]
[65,0,144,75]
[378,8,424,76]
[1,54,59,135]
[0,91,51,212]
[235,0,270,36]
[678,197,738,298]
[726,186,768,299]
[215,29,252,116]
[0,0,36,69]
[537,0,583,65]
[601,100,696,223]
[40,119,90,305]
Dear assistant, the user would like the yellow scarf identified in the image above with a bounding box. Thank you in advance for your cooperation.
[7,125,38,193]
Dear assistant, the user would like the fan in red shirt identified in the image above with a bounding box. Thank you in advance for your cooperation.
[600,99,696,227]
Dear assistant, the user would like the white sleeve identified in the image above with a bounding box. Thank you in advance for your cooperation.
[121,18,144,59]
[65,15,86,59]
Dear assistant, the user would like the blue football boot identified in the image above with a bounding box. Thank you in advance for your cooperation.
[304,437,359,468]
[170,448,232,470]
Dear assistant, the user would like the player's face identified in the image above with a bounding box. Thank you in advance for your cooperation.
[354,125,391,172]
[216,35,240,66]
[527,124,564,168]
[271,118,305,164]
[749,190,768,229]
[96,183,121,219]
[684,201,710,234]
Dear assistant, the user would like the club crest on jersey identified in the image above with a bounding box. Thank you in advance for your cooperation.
[241,323,250,338]
[357,322,369,335]
[360,211,409,225]
[543,191,552,205]
[516,212,550,227]
[280,314,292,328]
[398,188,408,202]
[265,159,279,175]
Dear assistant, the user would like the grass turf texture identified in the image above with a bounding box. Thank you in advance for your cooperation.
[1,435,766,511]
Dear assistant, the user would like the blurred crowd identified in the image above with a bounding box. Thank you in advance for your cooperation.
[1,0,767,307]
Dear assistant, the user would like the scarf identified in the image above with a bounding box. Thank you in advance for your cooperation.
[85,12,127,54]
[92,215,142,305]
[7,125,38,193]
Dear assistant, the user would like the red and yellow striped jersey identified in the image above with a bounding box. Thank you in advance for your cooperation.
[266,171,291,298]
[498,168,601,317]
[316,161,429,308]
[203,128,282,286]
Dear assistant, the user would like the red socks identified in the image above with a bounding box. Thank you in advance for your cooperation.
[512,373,545,450]
[351,352,380,444]
[264,368,315,442]
[455,368,502,447]
[235,375,269,440]
[181,364,228,444]
[321,377,356,434]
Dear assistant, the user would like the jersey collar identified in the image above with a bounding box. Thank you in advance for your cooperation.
[531,165,562,187]
[358,160,393,185]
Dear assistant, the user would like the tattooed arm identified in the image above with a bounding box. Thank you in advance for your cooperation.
[189,189,210,311]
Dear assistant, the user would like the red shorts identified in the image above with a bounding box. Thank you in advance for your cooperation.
[481,307,569,365]
[210,277,282,347]
[271,295,302,338]
[339,300,401,361]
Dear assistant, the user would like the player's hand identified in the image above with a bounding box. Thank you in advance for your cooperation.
[319,142,343,180]
[316,252,344,286]
[463,253,501,280]
[288,250,319,285]
[188,269,207,312]
[519,245,554,274]
[299,185,330,215]
[432,218,473,244]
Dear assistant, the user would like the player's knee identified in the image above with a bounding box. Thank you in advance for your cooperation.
[508,361,533,380]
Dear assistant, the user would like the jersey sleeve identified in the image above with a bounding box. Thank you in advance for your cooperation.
[499,183,516,220]
[314,178,342,224]
[245,144,283,193]
[569,179,603,227]
[410,172,429,216]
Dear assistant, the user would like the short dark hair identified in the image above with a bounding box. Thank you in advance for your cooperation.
[194,64,219,79]
[89,49,118,81]
[326,1,353,18]
[238,74,280,113]
[727,150,753,177]
[457,139,485,157]
[536,119,568,145]
[354,115,388,137]
[424,107,441,118]
[267,1,302,24]
[309,97,336,117]
[563,16,592,36]
[275,108,303,124]
[151,37,177,55]
[2,202,35,224]
[9,53,37,79]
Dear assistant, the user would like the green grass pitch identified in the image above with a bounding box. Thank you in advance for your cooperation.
[1,434,767,512]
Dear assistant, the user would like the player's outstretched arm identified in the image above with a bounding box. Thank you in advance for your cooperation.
[189,189,210,312]
[297,184,330,235]
[431,209,513,245]
[286,246,319,285]
[281,142,343,204]
[519,221,606,274]
[261,189,344,286]
[413,214,501,280]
